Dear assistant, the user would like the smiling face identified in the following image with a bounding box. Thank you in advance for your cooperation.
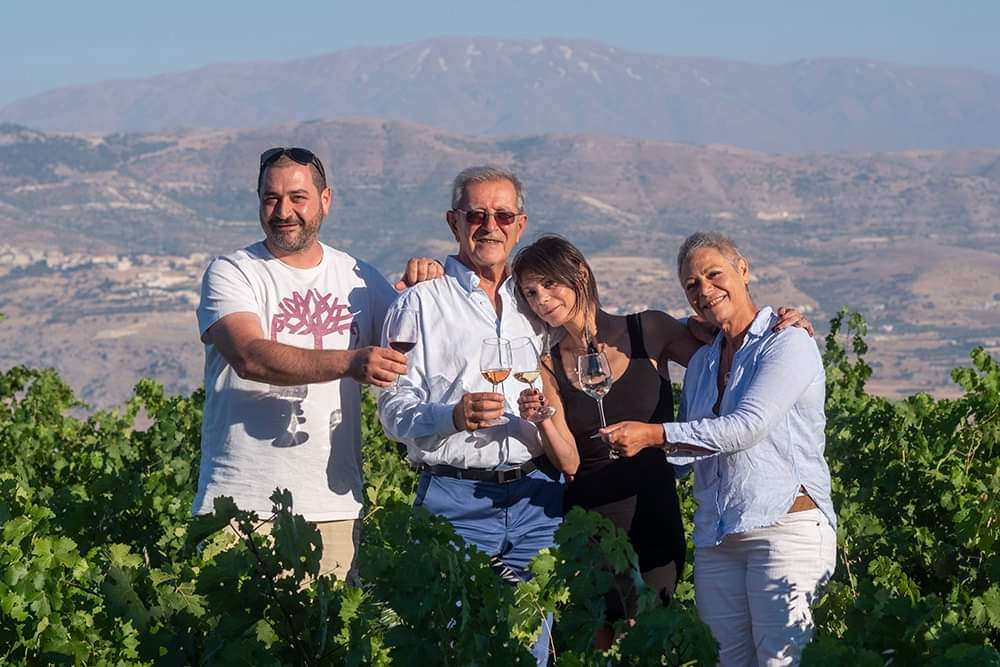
[258,163,331,262]
[446,178,526,279]
[680,246,755,329]
[518,274,580,328]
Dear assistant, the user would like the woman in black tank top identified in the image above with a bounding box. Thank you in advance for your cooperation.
[510,236,705,640]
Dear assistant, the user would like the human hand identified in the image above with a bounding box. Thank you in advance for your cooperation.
[774,307,814,336]
[453,392,506,431]
[348,346,408,387]
[395,257,444,290]
[599,421,665,457]
[517,388,551,421]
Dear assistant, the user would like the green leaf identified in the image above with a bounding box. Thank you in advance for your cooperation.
[971,585,1000,630]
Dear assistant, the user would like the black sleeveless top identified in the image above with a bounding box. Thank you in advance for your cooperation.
[550,313,675,477]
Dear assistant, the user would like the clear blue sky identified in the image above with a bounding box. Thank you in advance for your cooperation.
[2,0,997,108]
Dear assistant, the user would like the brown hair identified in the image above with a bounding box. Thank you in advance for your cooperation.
[512,235,599,321]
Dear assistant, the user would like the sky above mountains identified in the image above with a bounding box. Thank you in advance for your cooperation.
[2,0,998,108]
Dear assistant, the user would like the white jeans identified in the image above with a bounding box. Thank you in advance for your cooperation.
[694,509,836,667]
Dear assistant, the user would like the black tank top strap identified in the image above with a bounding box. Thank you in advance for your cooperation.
[549,342,572,395]
[627,312,650,359]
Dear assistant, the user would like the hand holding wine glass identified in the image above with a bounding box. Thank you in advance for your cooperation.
[479,337,512,427]
[511,337,555,422]
[386,307,419,388]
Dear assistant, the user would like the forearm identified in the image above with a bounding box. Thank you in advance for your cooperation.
[665,328,703,368]
[234,339,354,385]
[663,406,773,453]
[377,389,459,444]
[662,425,715,455]
[536,419,580,476]
[640,311,702,369]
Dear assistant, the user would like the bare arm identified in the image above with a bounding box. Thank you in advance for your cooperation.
[643,306,813,371]
[207,311,407,387]
[640,310,703,369]
[519,361,580,476]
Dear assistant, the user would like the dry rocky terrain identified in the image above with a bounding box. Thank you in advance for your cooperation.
[1,120,998,407]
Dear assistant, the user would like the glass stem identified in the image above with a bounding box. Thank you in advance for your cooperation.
[597,398,607,428]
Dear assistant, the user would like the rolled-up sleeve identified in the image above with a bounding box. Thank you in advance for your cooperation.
[665,381,702,473]
[377,382,459,446]
[665,329,821,453]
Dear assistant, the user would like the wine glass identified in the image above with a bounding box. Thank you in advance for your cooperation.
[511,336,555,422]
[576,352,615,457]
[269,384,307,436]
[386,307,419,388]
[479,337,512,426]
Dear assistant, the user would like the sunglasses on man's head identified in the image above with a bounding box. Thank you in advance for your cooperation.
[257,147,327,187]
[455,209,522,226]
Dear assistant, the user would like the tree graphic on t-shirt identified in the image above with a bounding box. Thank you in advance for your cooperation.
[270,289,354,350]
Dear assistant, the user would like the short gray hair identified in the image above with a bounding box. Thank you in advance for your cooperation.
[676,231,747,276]
[451,165,525,212]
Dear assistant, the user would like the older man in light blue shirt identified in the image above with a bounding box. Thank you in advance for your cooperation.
[377,253,545,468]
[378,166,561,666]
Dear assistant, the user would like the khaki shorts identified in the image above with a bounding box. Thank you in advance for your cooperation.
[223,518,360,586]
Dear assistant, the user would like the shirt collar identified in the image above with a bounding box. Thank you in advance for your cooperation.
[709,306,775,356]
[747,306,776,338]
[444,255,515,296]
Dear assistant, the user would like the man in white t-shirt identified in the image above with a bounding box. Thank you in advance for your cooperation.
[194,147,440,582]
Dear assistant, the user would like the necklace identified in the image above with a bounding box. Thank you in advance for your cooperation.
[721,344,735,386]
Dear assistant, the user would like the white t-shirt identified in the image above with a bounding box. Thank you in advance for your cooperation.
[193,241,397,521]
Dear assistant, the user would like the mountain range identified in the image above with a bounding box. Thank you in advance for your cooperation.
[3,37,1000,153]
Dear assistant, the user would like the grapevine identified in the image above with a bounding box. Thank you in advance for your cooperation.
[0,311,997,664]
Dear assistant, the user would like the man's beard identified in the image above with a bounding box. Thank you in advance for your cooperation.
[264,216,320,253]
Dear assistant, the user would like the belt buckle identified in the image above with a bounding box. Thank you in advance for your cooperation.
[497,468,523,484]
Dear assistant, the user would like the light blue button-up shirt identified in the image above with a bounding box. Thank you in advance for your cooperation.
[665,307,836,547]
[377,256,545,469]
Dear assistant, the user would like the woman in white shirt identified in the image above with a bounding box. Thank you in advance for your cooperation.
[601,232,837,667]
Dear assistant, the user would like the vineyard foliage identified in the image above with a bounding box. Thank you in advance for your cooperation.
[0,310,997,665]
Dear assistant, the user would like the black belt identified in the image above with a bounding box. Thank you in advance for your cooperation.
[421,456,551,484]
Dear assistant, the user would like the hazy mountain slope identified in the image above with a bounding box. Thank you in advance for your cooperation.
[3,37,1000,152]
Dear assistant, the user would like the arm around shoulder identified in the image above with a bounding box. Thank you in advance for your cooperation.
[640,310,703,368]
